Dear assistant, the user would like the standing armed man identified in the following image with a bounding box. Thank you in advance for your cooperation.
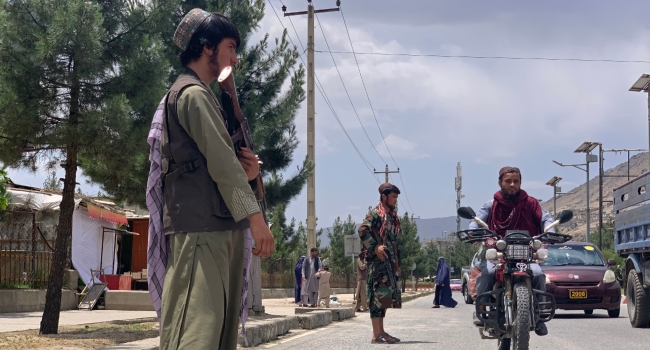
[358,183,403,344]
[157,9,274,350]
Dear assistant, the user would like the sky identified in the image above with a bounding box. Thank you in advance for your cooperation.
[8,0,650,236]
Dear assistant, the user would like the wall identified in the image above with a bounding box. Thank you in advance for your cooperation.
[0,289,77,313]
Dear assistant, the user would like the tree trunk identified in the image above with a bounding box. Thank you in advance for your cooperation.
[39,145,77,334]
[40,78,79,335]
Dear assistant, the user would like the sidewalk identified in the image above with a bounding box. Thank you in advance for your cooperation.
[0,310,157,333]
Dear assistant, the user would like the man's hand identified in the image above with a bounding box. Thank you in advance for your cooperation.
[249,213,274,258]
[238,147,260,181]
[375,245,388,261]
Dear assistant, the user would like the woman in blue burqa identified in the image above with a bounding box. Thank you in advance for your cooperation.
[432,257,457,308]
[294,256,306,304]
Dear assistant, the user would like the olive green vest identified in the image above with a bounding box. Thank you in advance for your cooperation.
[160,69,248,233]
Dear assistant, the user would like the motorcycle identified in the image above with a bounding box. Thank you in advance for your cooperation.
[456,207,573,350]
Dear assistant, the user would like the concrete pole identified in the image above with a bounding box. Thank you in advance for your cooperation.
[586,154,590,243]
[306,3,316,255]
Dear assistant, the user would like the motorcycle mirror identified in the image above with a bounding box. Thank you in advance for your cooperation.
[557,210,573,224]
[457,207,476,220]
[608,259,617,267]
[217,66,233,83]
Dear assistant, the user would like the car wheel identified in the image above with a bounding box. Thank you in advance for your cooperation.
[608,308,620,318]
[583,309,593,315]
[463,285,474,305]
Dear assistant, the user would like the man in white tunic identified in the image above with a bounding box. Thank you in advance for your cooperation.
[301,247,321,307]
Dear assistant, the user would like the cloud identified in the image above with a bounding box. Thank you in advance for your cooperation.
[376,134,430,160]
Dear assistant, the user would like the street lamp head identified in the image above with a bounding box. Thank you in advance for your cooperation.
[630,74,650,92]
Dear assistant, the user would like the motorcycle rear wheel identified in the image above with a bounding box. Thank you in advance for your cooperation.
[512,283,531,350]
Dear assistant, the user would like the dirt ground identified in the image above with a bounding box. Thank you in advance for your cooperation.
[0,318,159,350]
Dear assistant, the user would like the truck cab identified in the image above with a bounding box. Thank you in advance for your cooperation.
[613,172,650,327]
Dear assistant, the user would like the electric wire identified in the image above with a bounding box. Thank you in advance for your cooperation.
[268,0,380,183]
[315,13,388,166]
[339,7,416,214]
[314,50,650,64]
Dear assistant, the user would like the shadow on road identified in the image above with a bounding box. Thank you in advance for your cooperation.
[553,313,616,319]
[393,341,437,344]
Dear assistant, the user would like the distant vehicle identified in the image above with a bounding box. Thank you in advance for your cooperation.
[541,242,621,317]
[449,279,462,292]
[613,173,650,327]
[461,254,481,305]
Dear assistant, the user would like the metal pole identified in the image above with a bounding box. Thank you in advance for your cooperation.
[598,144,604,250]
[306,3,316,256]
[553,186,557,218]
[586,154,590,243]
[647,91,650,172]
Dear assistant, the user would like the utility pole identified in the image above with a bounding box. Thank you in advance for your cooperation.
[284,1,340,256]
[374,164,399,183]
[455,162,463,232]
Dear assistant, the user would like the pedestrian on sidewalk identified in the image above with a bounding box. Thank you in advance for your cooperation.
[301,247,321,307]
[294,256,306,304]
[315,266,332,308]
[432,257,457,308]
[355,249,368,312]
[152,9,274,350]
[358,183,403,344]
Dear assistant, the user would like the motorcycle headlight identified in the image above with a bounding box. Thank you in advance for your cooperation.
[486,248,498,261]
[536,248,548,261]
[603,270,616,284]
[532,240,543,250]
[496,240,506,251]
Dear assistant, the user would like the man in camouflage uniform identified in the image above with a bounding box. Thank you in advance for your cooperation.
[358,183,402,344]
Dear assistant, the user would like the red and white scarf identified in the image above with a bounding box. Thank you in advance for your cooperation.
[377,201,402,239]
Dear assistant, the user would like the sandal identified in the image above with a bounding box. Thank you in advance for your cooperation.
[383,332,401,342]
[371,334,397,344]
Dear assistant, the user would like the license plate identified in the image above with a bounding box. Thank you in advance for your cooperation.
[569,290,587,299]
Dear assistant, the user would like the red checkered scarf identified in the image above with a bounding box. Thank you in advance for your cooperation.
[376,201,401,239]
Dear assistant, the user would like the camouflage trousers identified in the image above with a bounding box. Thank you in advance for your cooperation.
[367,258,401,319]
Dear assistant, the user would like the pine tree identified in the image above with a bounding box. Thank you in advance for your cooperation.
[82,0,311,209]
[0,0,168,334]
[0,169,10,210]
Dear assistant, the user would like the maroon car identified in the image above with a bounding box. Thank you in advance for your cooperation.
[542,242,621,317]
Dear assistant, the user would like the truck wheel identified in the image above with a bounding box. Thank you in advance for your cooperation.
[512,283,531,350]
[583,309,593,315]
[608,308,620,318]
[627,270,650,328]
[463,284,474,305]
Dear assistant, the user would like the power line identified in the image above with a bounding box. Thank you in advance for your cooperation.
[315,50,650,64]
[267,0,380,183]
[339,7,415,214]
[315,14,388,166]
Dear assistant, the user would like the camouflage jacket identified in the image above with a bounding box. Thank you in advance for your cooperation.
[357,207,401,273]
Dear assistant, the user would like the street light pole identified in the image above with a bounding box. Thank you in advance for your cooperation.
[629,74,650,171]
[546,176,562,217]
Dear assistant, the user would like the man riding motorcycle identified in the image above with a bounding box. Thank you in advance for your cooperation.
[469,166,555,336]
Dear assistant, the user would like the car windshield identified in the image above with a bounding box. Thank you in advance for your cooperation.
[450,279,461,284]
[540,245,604,267]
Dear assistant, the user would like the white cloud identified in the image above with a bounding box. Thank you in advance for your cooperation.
[376,134,429,160]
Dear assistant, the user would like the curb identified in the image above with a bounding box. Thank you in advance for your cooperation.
[238,291,433,347]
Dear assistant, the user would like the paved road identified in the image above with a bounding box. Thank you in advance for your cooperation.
[257,292,647,350]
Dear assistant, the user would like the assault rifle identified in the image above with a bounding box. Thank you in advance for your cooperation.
[382,249,401,308]
[217,67,268,221]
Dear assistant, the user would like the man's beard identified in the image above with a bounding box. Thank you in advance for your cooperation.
[382,200,396,211]
[209,48,222,77]
[501,189,520,201]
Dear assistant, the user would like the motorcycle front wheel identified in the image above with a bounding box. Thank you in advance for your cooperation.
[498,338,511,350]
[512,282,531,350]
